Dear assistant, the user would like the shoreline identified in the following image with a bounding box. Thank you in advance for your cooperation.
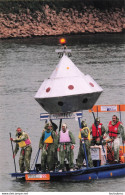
[0,1,125,39]
[0,31,125,41]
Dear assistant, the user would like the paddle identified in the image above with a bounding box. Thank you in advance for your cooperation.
[30,148,40,171]
[119,105,125,163]
[59,119,62,131]
[9,132,17,173]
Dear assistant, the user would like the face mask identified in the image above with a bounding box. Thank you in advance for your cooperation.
[18,132,22,136]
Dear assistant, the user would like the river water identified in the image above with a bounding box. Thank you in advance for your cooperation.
[0,34,125,192]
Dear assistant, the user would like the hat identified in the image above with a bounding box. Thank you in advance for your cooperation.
[45,122,52,129]
[81,121,87,128]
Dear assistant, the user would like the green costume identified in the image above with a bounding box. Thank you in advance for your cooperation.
[77,122,93,168]
[58,128,75,171]
[13,130,32,173]
[39,123,58,172]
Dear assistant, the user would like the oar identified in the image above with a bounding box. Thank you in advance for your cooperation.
[97,105,98,118]
[119,105,122,122]
[9,132,17,173]
[59,119,62,131]
[34,149,40,170]
[30,148,40,170]
[119,105,125,162]
[123,141,125,163]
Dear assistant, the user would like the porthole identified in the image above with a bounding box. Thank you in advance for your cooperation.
[82,98,88,103]
[58,101,64,106]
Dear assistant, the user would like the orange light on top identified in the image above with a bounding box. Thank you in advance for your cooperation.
[59,38,66,45]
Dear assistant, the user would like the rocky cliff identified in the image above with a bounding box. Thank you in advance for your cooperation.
[0,0,125,39]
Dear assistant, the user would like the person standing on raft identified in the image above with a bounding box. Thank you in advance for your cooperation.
[10,127,32,173]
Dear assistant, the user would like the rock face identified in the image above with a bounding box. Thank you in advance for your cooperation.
[0,2,125,39]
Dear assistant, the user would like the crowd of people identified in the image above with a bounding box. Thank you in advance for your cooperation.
[10,115,125,173]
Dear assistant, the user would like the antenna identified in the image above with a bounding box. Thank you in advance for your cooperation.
[55,38,72,58]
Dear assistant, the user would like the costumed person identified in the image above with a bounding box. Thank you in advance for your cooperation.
[106,115,125,163]
[39,122,57,172]
[50,119,58,167]
[90,118,106,145]
[57,123,75,172]
[76,121,93,169]
[10,127,32,173]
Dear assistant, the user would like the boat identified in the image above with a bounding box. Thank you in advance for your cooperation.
[10,105,125,181]
[10,39,125,181]
[10,163,125,181]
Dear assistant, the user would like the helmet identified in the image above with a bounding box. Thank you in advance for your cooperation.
[81,121,87,128]
[44,122,52,130]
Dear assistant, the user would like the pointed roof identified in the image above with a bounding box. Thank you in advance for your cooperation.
[50,54,84,79]
[35,54,103,99]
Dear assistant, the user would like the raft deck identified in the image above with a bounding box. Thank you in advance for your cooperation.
[10,163,125,181]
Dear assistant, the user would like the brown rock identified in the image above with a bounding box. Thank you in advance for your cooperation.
[95,21,102,27]
[123,23,125,29]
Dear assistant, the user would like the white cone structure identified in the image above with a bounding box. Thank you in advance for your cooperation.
[35,54,103,113]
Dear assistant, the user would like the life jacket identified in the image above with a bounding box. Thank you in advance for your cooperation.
[59,129,71,143]
[108,121,121,138]
[92,123,102,138]
[44,131,53,143]
[78,127,90,140]
[18,133,31,148]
